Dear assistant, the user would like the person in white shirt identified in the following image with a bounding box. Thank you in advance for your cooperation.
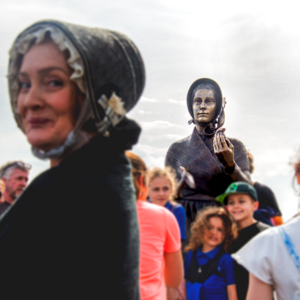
[232,157,300,300]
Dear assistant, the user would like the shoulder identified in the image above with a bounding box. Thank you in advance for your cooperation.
[177,204,185,214]
[15,167,62,199]
[252,224,277,241]
[283,217,300,239]
[256,221,271,232]
[227,137,247,149]
[254,182,274,195]
[138,201,174,220]
[137,200,163,214]
[234,225,278,258]
[167,135,191,155]
[220,252,234,266]
[170,202,185,213]
[185,250,193,264]
[0,167,64,231]
[172,204,186,223]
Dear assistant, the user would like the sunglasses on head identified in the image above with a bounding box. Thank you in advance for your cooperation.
[2,162,31,174]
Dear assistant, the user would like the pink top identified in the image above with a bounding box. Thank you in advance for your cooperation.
[137,200,181,300]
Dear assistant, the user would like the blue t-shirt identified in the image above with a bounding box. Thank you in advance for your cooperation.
[165,201,186,240]
[184,245,235,300]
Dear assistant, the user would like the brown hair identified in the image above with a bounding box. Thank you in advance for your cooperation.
[185,207,238,253]
[147,167,177,202]
[125,151,147,199]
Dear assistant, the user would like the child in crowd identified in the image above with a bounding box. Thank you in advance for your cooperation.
[148,167,186,242]
[126,152,183,300]
[216,181,270,300]
[184,207,238,300]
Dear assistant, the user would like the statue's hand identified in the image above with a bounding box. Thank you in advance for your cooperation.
[213,128,235,172]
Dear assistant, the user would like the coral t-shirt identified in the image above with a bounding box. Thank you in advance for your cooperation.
[137,200,181,300]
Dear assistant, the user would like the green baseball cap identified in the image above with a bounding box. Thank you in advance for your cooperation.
[216,181,258,205]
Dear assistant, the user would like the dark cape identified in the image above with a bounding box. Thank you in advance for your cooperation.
[166,127,250,223]
[0,123,141,299]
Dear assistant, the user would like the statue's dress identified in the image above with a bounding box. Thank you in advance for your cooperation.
[166,127,250,227]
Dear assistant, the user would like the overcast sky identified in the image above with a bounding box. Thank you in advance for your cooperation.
[1,0,300,220]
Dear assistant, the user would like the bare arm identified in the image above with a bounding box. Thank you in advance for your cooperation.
[227,284,238,300]
[164,249,184,288]
[246,273,273,300]
[213,128,251,183]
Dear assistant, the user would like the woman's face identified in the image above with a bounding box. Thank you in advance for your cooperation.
[148,176,173,206]
[17,40,77,152]
[193,88,217,124]
[202,217,225,250]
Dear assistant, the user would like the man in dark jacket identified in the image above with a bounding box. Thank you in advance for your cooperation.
[0,161,31,216]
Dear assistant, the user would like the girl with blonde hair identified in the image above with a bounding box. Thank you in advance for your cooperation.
[148,167,186,241]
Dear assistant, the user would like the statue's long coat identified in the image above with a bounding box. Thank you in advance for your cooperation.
[166,127,250,201]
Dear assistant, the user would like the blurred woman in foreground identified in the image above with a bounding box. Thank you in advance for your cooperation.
[0,20,145,299]
[126,152,184,300]
[233,154,300,300]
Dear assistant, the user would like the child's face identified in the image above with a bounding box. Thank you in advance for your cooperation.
[227,194,258,223]
[203,217,225,249]
[148,176,172,206]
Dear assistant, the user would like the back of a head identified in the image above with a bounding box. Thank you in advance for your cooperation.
[126,151,147,199]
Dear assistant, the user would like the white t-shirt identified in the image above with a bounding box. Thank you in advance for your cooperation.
[232,217,300,300]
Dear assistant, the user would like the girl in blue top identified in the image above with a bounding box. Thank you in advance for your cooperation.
[184,207,238,300]
[148,167,186,241]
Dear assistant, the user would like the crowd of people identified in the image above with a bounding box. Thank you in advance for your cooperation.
[0,19,299,300]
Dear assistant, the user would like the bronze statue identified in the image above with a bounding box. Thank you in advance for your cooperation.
[165,78,250,228]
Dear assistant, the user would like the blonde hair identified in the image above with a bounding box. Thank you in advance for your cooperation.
[185,206,238,253]
[147,167,177,202]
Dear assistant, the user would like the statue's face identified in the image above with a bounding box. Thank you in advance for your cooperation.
[193,88,217,124]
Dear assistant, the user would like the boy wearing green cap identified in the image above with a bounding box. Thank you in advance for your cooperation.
[216,181,270,300]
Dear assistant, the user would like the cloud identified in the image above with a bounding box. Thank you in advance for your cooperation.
[140,96,159,103]
[150,133,183,140]
[132,144,167,168]
[167,99,185,105]
[140,120,184,130]
[251,148,294,179]
[137,110,155,115]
